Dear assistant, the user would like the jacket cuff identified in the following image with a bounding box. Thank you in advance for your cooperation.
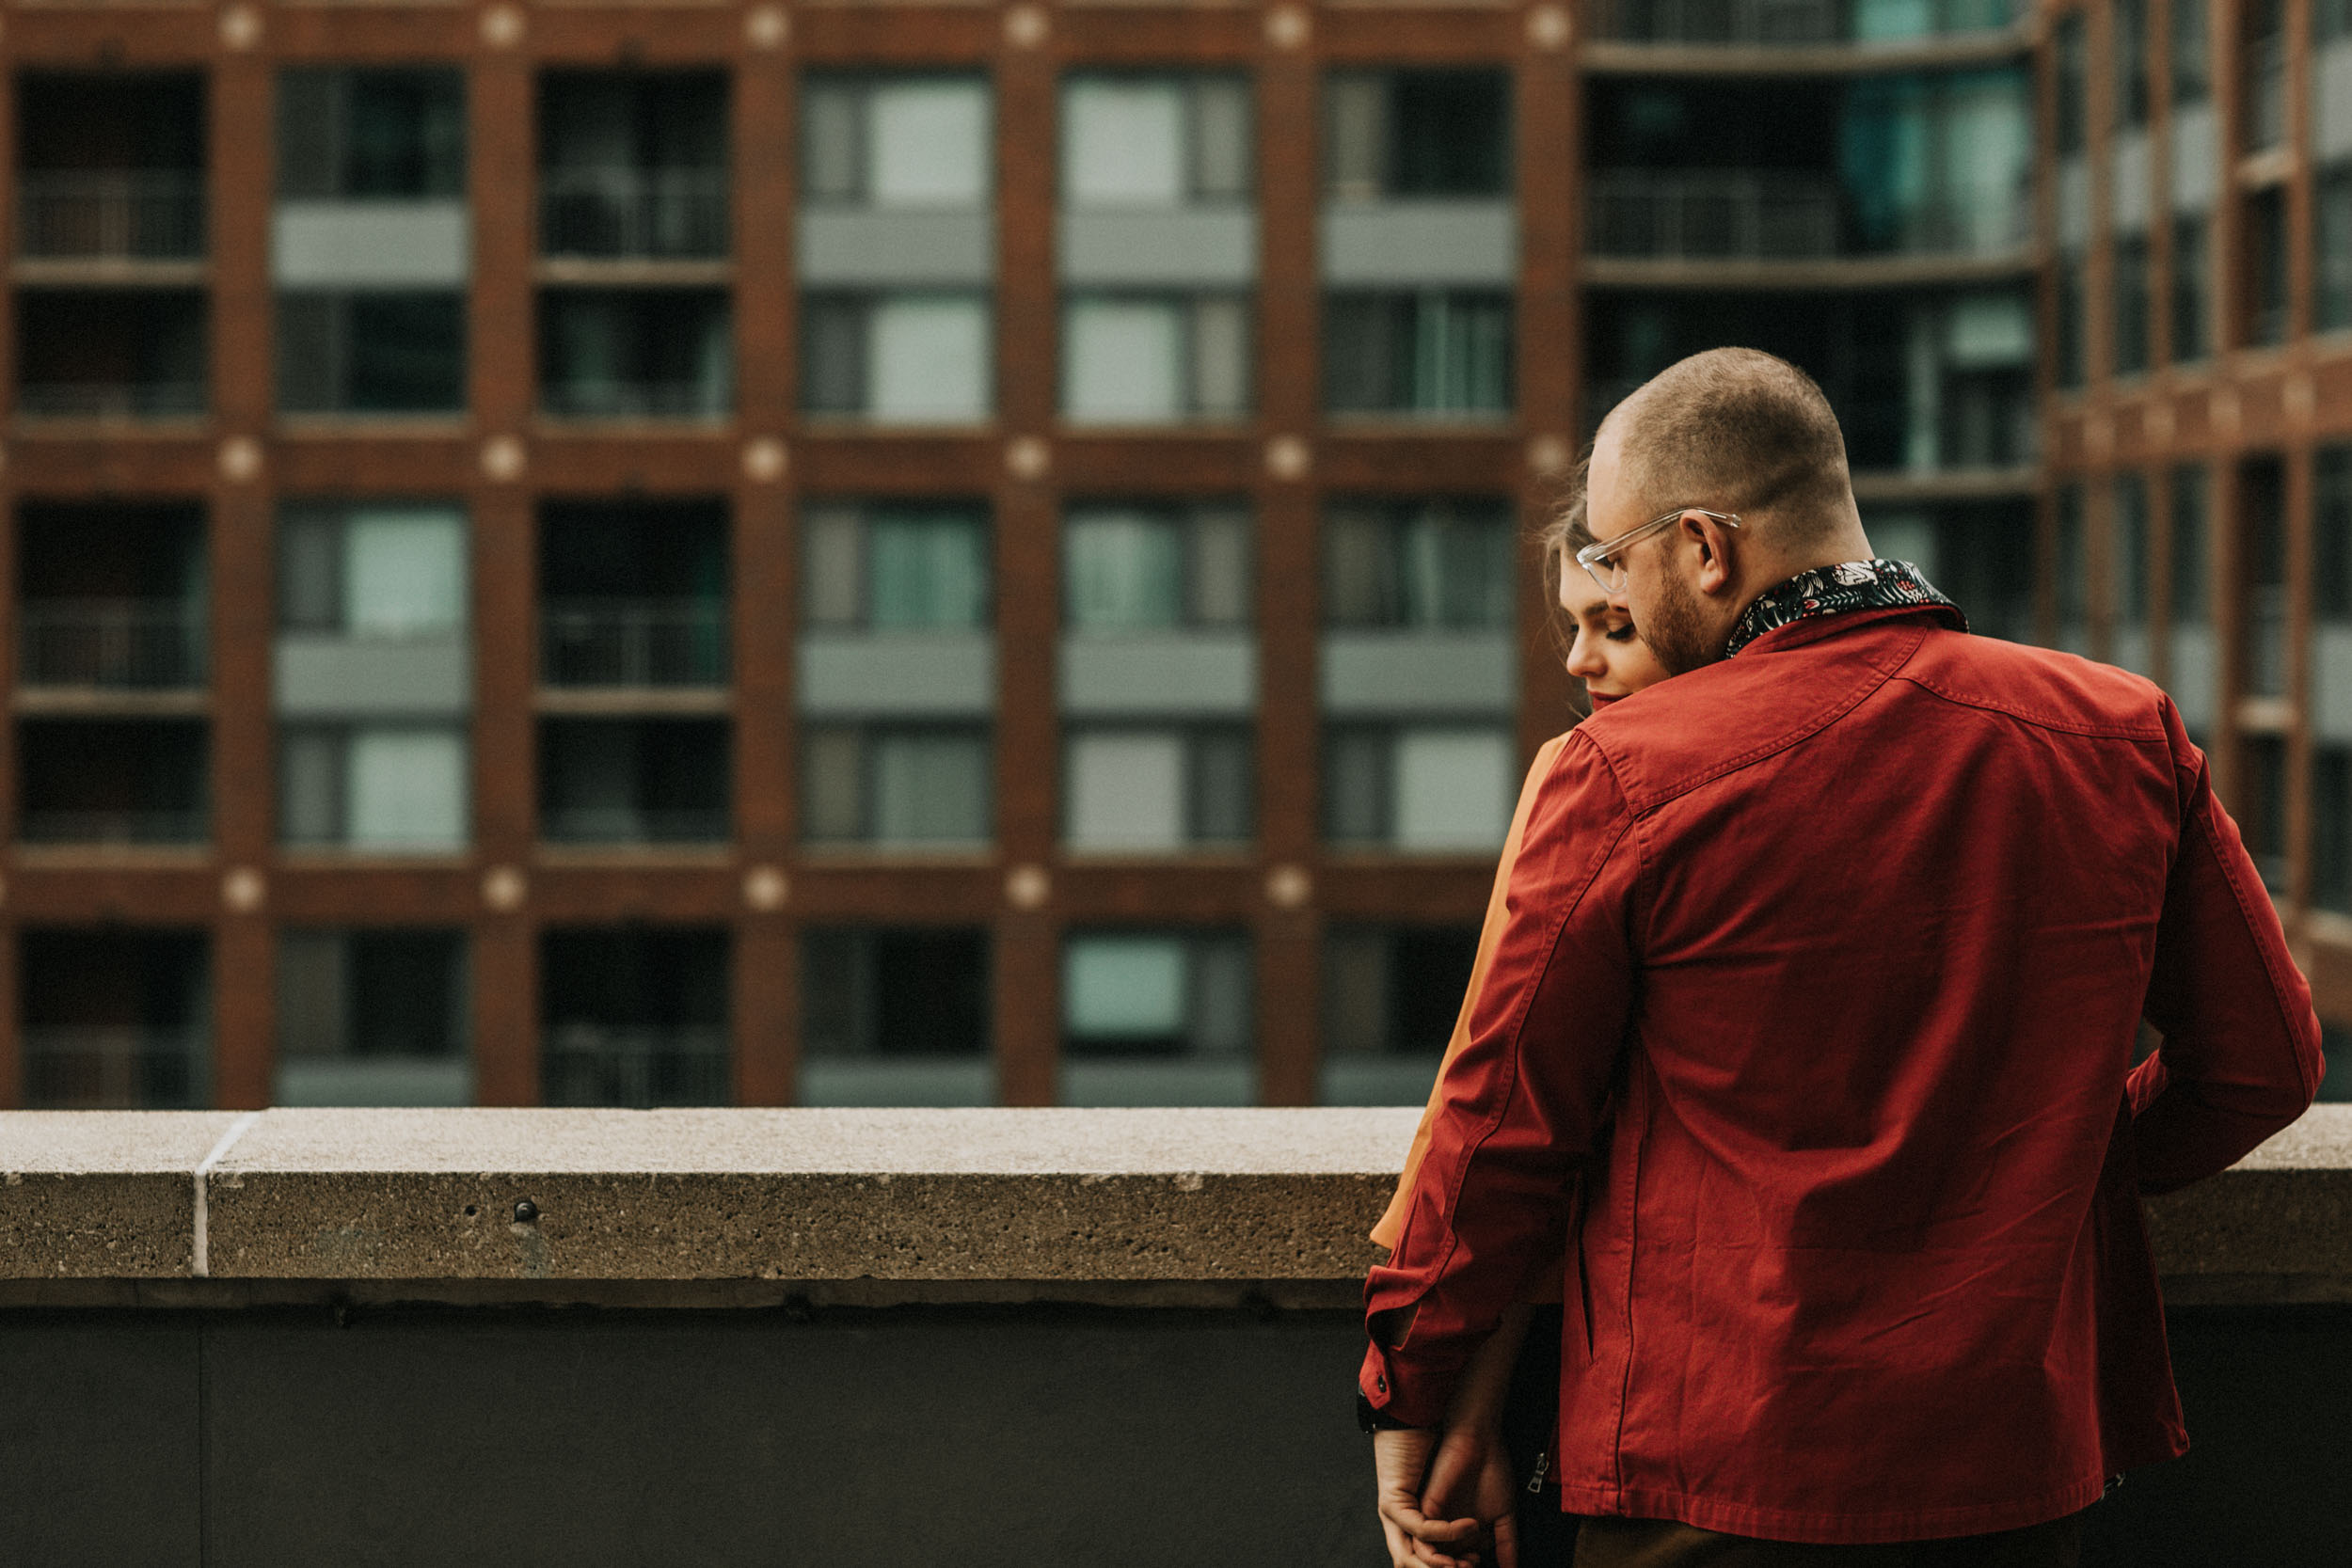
[1358,1340,1449,1430]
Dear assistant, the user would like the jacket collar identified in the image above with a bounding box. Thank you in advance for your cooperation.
[1724,559,1966,659]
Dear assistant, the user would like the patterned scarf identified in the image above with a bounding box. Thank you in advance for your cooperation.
[1724,559,1967,659]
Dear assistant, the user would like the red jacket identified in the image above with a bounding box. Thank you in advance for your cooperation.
[1361,605,2323,1544]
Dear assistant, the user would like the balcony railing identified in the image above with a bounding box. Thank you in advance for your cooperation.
[539,168,729,259]
[18,599,207,689]
[16,171,205,260]
[542,1025,730,1108]
[20,1026,202,1110]
[538,806,731,846]
[16,382,209,420]
[1587,173,1840,260]
[541,599,728,688]
[18,807,208,847]
[538,379,731,420]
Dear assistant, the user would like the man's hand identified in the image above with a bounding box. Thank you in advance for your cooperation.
[1374,1427,1492,1568]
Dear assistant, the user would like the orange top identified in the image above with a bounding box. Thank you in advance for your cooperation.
[1372,733,1572,1286]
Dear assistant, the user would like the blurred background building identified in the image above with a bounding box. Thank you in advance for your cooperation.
[0,0,2342,1111]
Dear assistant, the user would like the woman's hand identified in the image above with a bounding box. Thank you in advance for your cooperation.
[1375,1427,1486,1568]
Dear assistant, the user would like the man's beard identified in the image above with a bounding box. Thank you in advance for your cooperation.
[1641,566,1726,677]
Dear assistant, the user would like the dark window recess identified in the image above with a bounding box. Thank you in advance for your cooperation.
[2056,259,2087,389]
[1324,71,1510,199]
[539,498,729,688]
[18,718,208,845]
[539,71,728,258]
[541,927,730,1108]
[2321,448,2352,623]
[2113,236,2152,378]
[2318,167,2352,335]
[2053,483,2088,647]
[2113,473,2152,626]
[2054,14,2088,157]
[2241,456,2288,698]
[16,71,205,260]
[2242,0,2286,150]
[2170,464,2211,624]
[802,928,991,1057]
[16,500,207,689]
[2115,0,2152,128]
[1324,293,1512,416]
[20,928,210,1110]
[2316,748,2352,917]
[2241,734,2289,894]
[1320,927,1481,1056]
[17,290,207,420]
[2171,0,2212,105]
[538,288,733,419]
[1918,501,2038,645]
[278,293,465,415]
[278,929,468,1059]
[2170,212,2211,363]
[277,68,465,199]
[2244,188,2288,348]
[538,717,731,844]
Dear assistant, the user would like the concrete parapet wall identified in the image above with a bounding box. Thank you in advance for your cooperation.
[3,1105,2348,1305]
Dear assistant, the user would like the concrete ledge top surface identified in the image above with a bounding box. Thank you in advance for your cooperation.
[1,1106,2346,1301]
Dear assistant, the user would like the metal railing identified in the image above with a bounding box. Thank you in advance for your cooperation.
[1600,0,2014,40]
[541,599,728,688]
[538,806,731,846]
[16,382,208,420]
[1587,173,1841,259]
[21,1026,203,1109]
[18,807,208,847]
[539,168,729,259]
[542,1025,730,1109]
[19,599,207,689]
[16,171,205,260]
[538,379,732,420]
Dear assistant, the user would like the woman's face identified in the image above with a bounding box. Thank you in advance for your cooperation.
[1558,548,1673,708]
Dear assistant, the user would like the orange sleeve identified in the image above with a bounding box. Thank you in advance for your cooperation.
[1371,733,1571,1263]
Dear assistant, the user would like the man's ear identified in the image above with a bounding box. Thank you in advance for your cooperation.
[1688,512,1738,597]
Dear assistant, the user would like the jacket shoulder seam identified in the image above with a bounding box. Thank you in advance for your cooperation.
[1893,671,2171,740]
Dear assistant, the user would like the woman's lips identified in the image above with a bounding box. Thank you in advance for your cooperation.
[1588,689,1624,708]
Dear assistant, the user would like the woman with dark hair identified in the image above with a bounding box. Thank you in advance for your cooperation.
[1372,476,1674,1568]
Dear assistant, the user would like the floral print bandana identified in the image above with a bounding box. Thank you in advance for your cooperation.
[1724,559,1967,659]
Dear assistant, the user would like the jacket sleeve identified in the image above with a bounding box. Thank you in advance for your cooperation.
[1359,736,1642,1427]
[2134,698,2326,1196]
[1371,735,1571,1255]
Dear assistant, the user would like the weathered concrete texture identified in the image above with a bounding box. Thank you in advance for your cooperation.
[0,1113,241,1278]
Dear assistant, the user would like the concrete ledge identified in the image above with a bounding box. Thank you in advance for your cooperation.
[3,1106,2347,1307]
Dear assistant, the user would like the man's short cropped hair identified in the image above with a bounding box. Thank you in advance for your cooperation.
[1609,348,1854,544]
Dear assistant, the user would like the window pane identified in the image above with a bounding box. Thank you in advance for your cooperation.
[802,82,864,202]
[1064,80,1185,206]
[2320,169,2352,334]
[344,293,465,414]
[1190,727,1253,844]
[1064,298,1184,422]
[1189,78,1252,199]
[802,505,865,627]
[802,727,866,842]
[280,730,343,844]
[1064,935,1186,1037]
[1067,509,1184,629]
[868,295,990,422]
[1188,509,1252,626]
[279,510,342,631]
[1066,730,1186,850]
[868,511,987,629]
[1392,728,1511,850]
[801,296,867,414]
[346,727,468,848]
[278,929,346,1057]
[868,81,990,208]
[2171,213,2210,361]
[1323,507,1397,626]
[343,506,466,636]
[1191,936,1251,1054]
[1324,74,1389,200]
[1189,296,1251,419]
[871,730,990,843]
[1323,725,1390,843]
[1390,72,1509,197]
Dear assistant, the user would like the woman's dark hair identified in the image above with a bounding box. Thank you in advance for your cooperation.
[1535,456,1596,653]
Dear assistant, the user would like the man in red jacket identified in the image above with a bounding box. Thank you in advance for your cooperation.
[1362,348,2323,1565]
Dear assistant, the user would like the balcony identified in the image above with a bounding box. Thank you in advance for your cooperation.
[1591,0,2026,53]
[539,169,728,261]
[0,1106,2346,1562]
[16,171,204,264]
[17,600,205,692]
[541,600,726,689]
[17,717,209,847]
[15,289,208,423]
[1588,172,1841,260]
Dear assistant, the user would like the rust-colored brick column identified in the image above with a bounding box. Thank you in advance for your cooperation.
[1518,21,1581,753]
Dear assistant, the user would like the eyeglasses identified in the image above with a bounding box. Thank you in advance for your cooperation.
[1574,509,1741,594]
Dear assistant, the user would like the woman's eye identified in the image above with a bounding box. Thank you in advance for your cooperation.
[1604,624,1638,643]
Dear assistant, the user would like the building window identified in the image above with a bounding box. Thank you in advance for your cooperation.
[2172,0,2212,105]
[1061,74,1250,207]
[1325,722,1515,851]
[803,75,993,209]
[2241,456,2288,699]
[278,68,464,200]
[1324,291,1512,417]
[16,72,205,261]
[802,724,992,847]
[2243,188,2288,348]
[1060,294,1249,423]
[803,503,990,631]
[20,929,210,1110]
[1866,502,2037,644]
[541,927,730,1108]
[2170,212,2212,362]
[1324,499,1513,631]
[2319,166,2352,334]
[1065,504,1250,631]
[278,293,464,416]
[1064,725,1251,852]
[17,289,208,421]
[801,927,993,1106]
[1061,930,1253,1106]
[803,293,992,424]
[537,718,730,845]
[2314,448,2352,913]
[1324,71,1510,200]
[539,499,727,689]
[2168,463,2217,736]
[2053,483,2088,654]
[2243,0,2286,150]
[2054,14,2087,158]
[2115,0,2152,128]
[538,71,728,258]
[2112,235,2152,377]
[276,929,469,1106]
[2241,733,2289,893]
[1319,925,1479,1105]
[281,725,469,851]
[16,501,207,690]
[539,288,732,420]
[19,719,208,845]
[2112,473,2152,674]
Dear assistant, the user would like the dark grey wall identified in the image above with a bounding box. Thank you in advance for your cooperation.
[4,1305,2346,1567]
